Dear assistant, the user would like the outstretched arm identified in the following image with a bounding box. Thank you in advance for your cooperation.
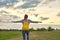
[11,20,23,23]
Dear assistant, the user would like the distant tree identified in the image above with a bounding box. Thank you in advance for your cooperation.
[0,29,2,31]
[29,28,34,31]
[40,28,46,31]
[37,28,41,31]
[9,29,19,31]
[48,26,54,31]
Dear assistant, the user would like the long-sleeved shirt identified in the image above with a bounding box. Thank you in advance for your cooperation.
[12,19,41,30]
[13,19,39,24]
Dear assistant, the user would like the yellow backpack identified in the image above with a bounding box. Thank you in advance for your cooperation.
[22,21,29,30]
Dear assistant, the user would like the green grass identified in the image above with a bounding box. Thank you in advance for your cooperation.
[0,31,22,40]
[0,30,60,40]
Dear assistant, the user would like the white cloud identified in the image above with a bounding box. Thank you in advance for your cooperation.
[13,0,26,8]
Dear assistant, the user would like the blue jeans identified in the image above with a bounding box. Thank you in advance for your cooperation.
[22,30,29,40]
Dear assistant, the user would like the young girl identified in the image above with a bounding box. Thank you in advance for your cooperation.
[12,14,41,40]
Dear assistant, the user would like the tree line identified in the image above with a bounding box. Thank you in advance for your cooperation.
[0,26,59,31]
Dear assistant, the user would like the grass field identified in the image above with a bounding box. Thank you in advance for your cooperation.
[0,30,60,40]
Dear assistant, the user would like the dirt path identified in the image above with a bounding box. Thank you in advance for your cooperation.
[7,36,22,40]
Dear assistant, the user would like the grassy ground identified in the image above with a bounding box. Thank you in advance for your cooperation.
[0,30,60,40]
[0,31,22,40]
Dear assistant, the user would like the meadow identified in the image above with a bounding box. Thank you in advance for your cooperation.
[0,30,60,40]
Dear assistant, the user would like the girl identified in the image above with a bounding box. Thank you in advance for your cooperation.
[12,14,41,40]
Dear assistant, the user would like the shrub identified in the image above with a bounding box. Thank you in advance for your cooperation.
[40,28,46,31]
[29,28,34,31]
[48,26,54,31]
[0,29,2,31]
[37,28,41,31]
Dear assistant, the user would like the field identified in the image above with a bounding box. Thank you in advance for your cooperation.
[0,30,60,40]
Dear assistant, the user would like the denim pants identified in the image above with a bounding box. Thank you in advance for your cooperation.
[22,30,29,40]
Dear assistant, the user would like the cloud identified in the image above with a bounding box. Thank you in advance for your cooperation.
[40,16,49,20]
[0,14,19,23]
[0,0,60,9]
[33,14,39,17]
[57,12,60,17]
[14,0,42,9]
[0,0,5,2]
[49,0,60,8]
[0,0,19,6]
[13,0,26,8]
[0,10,8,13]
[0,0,60,23]
[9,15,19,19]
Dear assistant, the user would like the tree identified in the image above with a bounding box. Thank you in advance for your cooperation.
[40,28,46,31]
[29,28,34,31]
[37,28,41,31]
[48,26,54,31]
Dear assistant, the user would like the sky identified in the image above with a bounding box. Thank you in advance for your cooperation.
[0,0,60,24]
